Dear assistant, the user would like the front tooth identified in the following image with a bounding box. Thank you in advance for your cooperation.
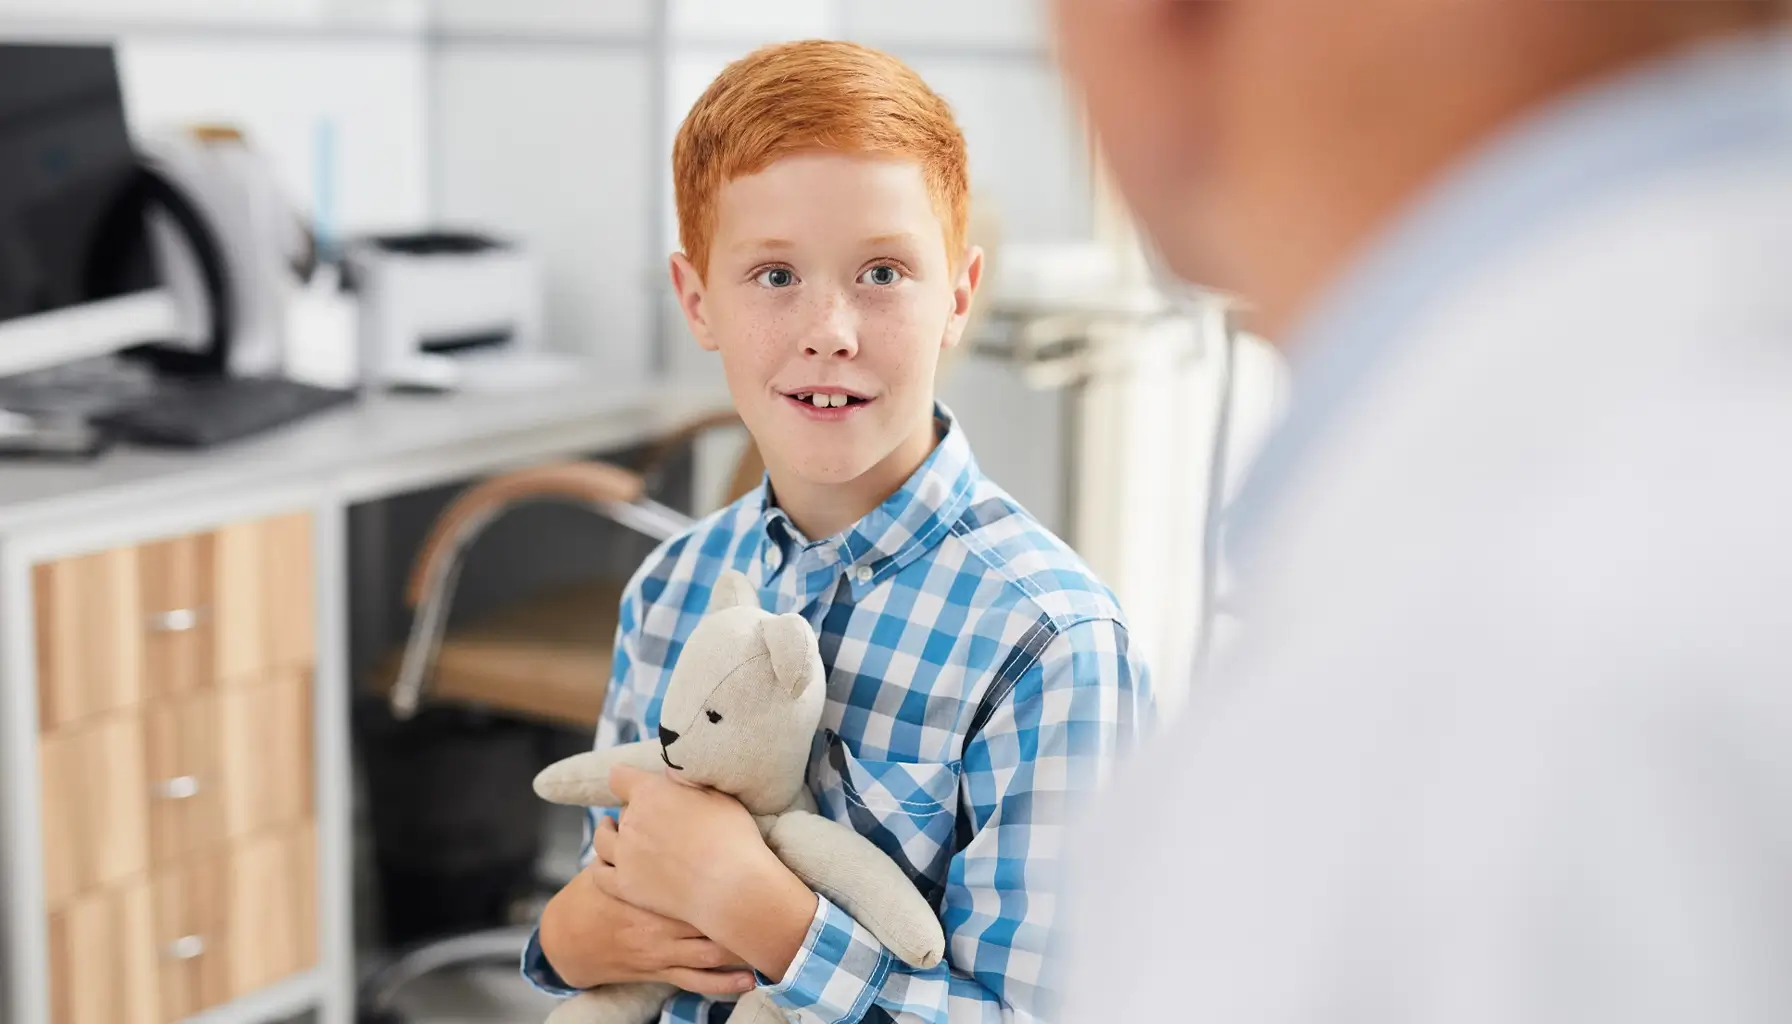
[829,393,848,408]
[811,394,829,408]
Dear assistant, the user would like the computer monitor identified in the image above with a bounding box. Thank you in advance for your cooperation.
[0,43,178,379]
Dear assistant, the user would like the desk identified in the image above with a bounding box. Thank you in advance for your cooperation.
[0,377,729,1024]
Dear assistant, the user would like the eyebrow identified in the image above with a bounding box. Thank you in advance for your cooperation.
[735,238,797,251]
[731,232,923,253]
[863,233,923,248]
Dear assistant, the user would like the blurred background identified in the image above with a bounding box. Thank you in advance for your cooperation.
[0,2,1287,1022]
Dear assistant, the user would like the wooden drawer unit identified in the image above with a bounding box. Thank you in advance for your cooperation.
[35,512,316,725]
[138,532,218,702]
[34,546,146,731]
[39,712,151,905]
[45,829,319,1024]
[143,690,226,869]
[218,669,316,842]
[33,510,319,1023]
[151,852,233,1020]
[47,878,159,1024]
[224,824,319,997]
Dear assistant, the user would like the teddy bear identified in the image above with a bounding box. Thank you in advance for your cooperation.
[531,569,947,1024]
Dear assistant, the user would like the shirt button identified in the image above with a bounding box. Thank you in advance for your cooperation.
[763,547,782,571]
[854,565,874,584]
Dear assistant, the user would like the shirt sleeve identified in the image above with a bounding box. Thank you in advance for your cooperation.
[760,616,1155,1022]
[520,576,650,996]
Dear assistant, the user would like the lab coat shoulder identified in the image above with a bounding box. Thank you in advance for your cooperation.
[1063,144,1792,1024]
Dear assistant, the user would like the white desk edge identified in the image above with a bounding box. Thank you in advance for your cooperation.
[0,377,733,1024]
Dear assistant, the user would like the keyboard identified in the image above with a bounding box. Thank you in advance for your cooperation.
[99,375,357,448]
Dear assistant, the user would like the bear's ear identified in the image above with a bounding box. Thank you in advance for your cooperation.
[707,570,760,614]
[760,613,820,698]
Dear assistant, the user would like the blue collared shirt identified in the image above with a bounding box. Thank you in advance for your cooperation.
[524,405,1153,1022]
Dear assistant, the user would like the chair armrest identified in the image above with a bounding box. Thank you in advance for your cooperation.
[387,406,737,719]
[404,460,646,608]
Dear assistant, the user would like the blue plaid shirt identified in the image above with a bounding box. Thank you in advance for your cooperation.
[524,405,1153,1022]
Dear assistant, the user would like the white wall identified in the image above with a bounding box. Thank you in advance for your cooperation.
[0,0,1132,546]
[0,0,1287,710]
[429,43,656,375]
[0,0,1093,410]
[425,0,656,383]
[0,1,432,233]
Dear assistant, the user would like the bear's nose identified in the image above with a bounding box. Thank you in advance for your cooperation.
[659,727,680,747]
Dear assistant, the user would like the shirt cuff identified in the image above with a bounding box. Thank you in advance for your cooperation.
[757,894,894,1024]
[520,927,580,998]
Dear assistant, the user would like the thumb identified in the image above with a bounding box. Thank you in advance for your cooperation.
[609,763,649,800]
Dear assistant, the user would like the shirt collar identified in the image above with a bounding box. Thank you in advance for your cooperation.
[757,402,978,592]
[1227,26,1792,569]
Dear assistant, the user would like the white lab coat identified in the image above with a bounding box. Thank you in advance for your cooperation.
[1063,29,1792,1024]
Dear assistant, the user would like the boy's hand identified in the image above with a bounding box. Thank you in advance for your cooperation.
[608,764,770,926]
[610,764,819,982]
[538,818,754,995]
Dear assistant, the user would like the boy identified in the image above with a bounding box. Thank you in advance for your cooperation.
[525,40,1152,1022]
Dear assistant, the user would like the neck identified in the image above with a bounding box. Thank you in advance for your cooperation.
[1242,14,1774,341]
[766,416,940,542]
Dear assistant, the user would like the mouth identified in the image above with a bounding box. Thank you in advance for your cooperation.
[659,746,683,772]
[780,387,873,420]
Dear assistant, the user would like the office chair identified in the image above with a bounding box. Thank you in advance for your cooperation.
[356,408,761,1022]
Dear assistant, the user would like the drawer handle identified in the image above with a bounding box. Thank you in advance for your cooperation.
[148,608,208,633]
[167,935,206,961]
[153,776,201,800]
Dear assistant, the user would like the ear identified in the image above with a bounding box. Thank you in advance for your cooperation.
[707,569,760,613]
[941,245,985,351]
[760,613,820,698]
[669,252,718,352]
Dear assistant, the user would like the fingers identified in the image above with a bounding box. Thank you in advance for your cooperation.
[669,938,750,972]
[657,915,708,941]
[586,857,623,901]
[592,815,619,866]
[660,967,757,997]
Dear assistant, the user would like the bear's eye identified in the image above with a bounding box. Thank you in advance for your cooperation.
[706,709,723,724]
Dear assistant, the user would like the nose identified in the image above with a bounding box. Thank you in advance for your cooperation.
[659,727,680,747]
[802,291,858,359]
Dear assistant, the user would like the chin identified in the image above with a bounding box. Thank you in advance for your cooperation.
[788,450,881,486]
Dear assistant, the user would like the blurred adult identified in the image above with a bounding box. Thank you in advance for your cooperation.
[1051,4,1792,1021]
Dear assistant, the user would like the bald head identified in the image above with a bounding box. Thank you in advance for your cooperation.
[1052,0,1783,338]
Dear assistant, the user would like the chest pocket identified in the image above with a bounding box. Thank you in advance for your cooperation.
[810,729,962,909]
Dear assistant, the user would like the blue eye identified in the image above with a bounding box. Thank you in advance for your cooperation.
[860,265,901,286]
[756,267,796,288]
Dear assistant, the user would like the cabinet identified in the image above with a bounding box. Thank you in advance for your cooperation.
[33,512,319,1024]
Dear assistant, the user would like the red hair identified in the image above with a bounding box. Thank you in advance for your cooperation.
[672,39,970,279]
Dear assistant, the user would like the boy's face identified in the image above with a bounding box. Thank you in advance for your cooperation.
[670,153,982,496]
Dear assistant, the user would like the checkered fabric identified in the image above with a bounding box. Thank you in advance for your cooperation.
[524,405,1153,1023]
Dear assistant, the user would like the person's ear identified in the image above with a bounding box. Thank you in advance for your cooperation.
[669,252,718,352]
[942,245,985,351]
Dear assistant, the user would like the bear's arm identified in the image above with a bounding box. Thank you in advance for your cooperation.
[532,742,666,807]
[765,809,946,970]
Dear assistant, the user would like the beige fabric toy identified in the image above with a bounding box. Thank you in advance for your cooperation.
[533,569,947,1024]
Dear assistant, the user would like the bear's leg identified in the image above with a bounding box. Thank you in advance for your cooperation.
[727,989,795,1024]
[544,983,677,1024]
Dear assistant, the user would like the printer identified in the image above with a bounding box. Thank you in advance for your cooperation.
[344,231,547,392]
